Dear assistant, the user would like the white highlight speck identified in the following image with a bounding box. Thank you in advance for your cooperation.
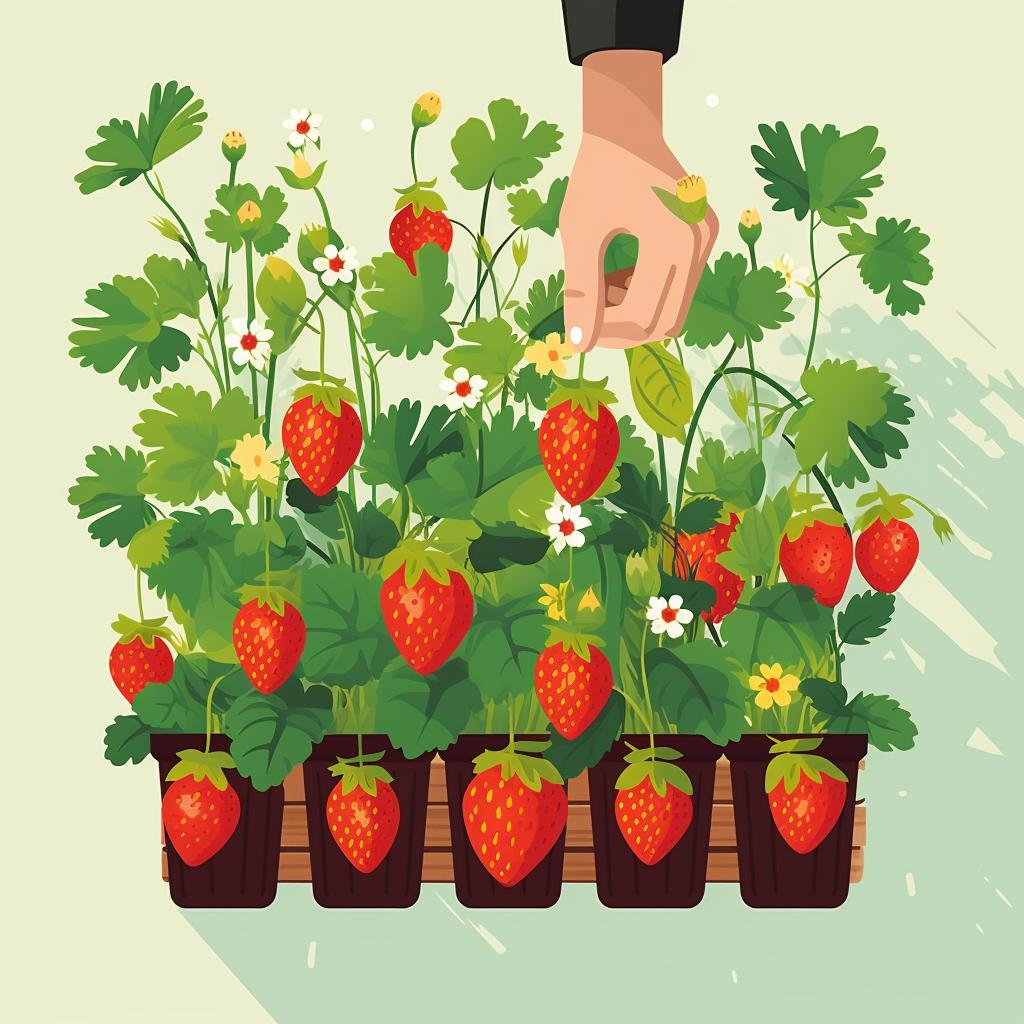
[901,640,926,674]
[905,872,916,897]
[995,888,1013,908]
[975,923,985,935]
[882,650,896,662]
[306,941,317,969]
[731,969,738,985]
[705,94,720,108]
[967,727,1003,756]
[360,117,374,132]
[470,922,507,955]
[898,789,908,798]
[435,893,465,924]
[569,325,583,345]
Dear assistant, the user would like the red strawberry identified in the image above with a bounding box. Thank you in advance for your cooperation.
[282,390,362,496]
[162,750,241,867]
[534,639,612,740]
[674,513,745,622]
[108,614,175,703]
[463,756,567,887]
[539,397,620,504]
[380,560,473,674]
[325,758,400,874]
[233,598,306,693]
[856,518,920,593]
[767,755,848,854]
[779,520,853,607]
[390,200,453,275]
[616,775,693,866]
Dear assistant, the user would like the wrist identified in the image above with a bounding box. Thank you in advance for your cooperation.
[581,50,664,150]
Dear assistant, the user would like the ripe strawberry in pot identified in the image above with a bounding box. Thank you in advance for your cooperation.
[108,613,175,703]
[325,753,400,873]
[390,181,453,275]
[764,739,848,854]
[161,749,241,867]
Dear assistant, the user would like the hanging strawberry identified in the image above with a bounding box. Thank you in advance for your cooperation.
[108,613,175,703]
[325,753,400,873]
[161,749,241,867]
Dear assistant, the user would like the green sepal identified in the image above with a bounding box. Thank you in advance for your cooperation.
[764,750,848,795]
[237,570,301,616]
[111,612,174,647]
[622,742,684,764]
[767,736,823,755]
[394,179,447,216]
[542,624,604,661]
[292,381,357,417]
[327,754,394,797]
[784,485,846,539]
[380,538,461,588]
[547,375,618,418]
[471,744,564,792]
[853,481,913,531]
[277,159,327,191]
[652,186,707,225]
[614,757,693,798]
[165,748,236,791]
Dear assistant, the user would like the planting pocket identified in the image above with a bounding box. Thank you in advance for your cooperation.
[153,734,283,909]
[727,734,867,908]
[302,735,431,908]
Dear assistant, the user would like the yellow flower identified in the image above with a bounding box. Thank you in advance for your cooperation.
[231,433,282,484]
[739,208,760,228]
[292,151,314,179]
[538,582,569,621]
[413,92,442,126]
[748,662,800,709]
[222,130,246,150]
[675,174,707,203]
[577,586,601,613]
[524,332,574,377]
[237,200,261,224]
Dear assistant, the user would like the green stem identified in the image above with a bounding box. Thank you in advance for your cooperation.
[204,674,227,753]
[263,357,276,445]
[337,496,357,568]
[474,176,493,320]
[746,239,758,272]
[613,686,653,736]
[460,227,518,325]
[747,340,763,455]
[805,217,821,372]
[344,308,369,437]
[313,186,333,235]
[656,435,669,505]
[221,161,237,291]
[499,261,522,314]
[508,698,516,751]
[135,566,145,620]
[410,125,420,183]
[637,629,656,752]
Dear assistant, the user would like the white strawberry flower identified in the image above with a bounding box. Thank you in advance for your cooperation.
[771,253,811,294]
[283,107,322,149]
[313,244,358,287]
[646,595,695,639]
[226,318,273,371]
[545,500,591,554]
[440,367,486,411]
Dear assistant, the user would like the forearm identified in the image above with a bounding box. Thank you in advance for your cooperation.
[581,49,664,149]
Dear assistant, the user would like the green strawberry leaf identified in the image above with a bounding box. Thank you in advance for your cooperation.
[127,518,175,569]
[626,341,693,440]
[605,463,667,535]
[507,176,568,235]
[547,690,625,779]
[462,593,548,702]
[133,656,250,733]
[225,679,333,791]
[469,522,550,573]
[513,363,555,409]
[256,256,308,353]
[362,245,454,358]
[686,438,766,511]
[451,98,562,190]
[676,497,724,535]
[445,317,525,389]
[376,658,481,758]
[837,590,896,645]
[360,399,463,492]
[133,385,261,505]
[800,679,917,751]
[717,487,792,580]
[103,715,154,766]
[827,385,914,488]
[75,81,206,193]
[840,216,933,316]
[69,445,156,548]
[681,252,794,350]
[514,271,564,339]
[204,183,290,255]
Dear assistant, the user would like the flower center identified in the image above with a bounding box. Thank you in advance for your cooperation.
[455,380,472,397]
[558,519,575,536]
[240,332,258,351]
[660,607,677,623]
[765,677,780,693]
[328,256,344,272]
[296,120,310,134]
[548,349,559,361]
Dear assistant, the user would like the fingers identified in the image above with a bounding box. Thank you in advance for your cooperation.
[600,249,675,345]
[561,221,607,353]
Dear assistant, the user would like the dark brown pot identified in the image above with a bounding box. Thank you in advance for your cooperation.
[440,735,566,908]
[152,734,283,909]
[726,733,867,908]
[302,735,431,908]
[588,735,722,908]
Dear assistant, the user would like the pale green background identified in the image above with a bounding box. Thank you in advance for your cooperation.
[4,0,1021,1021]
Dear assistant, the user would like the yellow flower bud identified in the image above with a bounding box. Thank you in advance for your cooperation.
[149,216,182,243]
[577,586,601,613]
[221,130,247,163]
[739,208,760,228]
[738,206,762,246]
[237,200,261,224]
[675,175,707,204]
[292,151,314,179]
[412,92,441,127]
[668,175,708,224]
[223,130,246,150]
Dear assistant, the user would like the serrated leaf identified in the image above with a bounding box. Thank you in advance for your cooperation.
[626,342,693,440]
[828,386,914,488]
[507,176,567,235]
[837,590,896,645]
[127,517,174,568]
[103,715,153,766]
[204,183,290,255]
[462,593,548,702]
[445,317,525,388]
[686,439,765,510]
[469,522,550,572]
[360,399,463,492]
[677,497,724,535]
[514,272,564,339]
[840,216,933,316]
[717,487,792,579]
[69,445,155,548]
[800,679,917,751]
[451,98,562,190]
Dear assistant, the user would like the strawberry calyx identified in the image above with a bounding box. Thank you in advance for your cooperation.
[165,748,236,791]
[237,570,301,617]
[854,482,953,542]
[471,740,564,792]
[785,484,847,540]
[614,742,694,796]
[547,376,618,419]
[328,752,395,797]
[111,612,174,647]
[542,624,604,661]
[292,368,358,416]
[764,736,848,794]
[380,538,460,588]
[394,178,447,216]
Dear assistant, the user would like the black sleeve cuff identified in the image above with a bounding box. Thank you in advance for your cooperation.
[561,0,685,65]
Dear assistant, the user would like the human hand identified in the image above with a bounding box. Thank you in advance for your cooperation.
[560,50,718,352]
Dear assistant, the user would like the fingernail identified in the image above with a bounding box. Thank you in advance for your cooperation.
[569,325,583,345]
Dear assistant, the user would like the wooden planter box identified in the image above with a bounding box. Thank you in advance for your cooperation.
[162,756,866,885]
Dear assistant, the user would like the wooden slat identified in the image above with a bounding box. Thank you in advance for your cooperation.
[162,847,864,885]
[281,803,867,851]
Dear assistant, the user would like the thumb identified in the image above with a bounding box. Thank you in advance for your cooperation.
[561,229,605,352]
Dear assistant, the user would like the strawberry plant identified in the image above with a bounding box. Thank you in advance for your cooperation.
[73,81,944,905]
